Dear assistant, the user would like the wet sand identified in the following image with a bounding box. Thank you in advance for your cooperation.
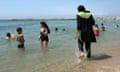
[33,45,120,72]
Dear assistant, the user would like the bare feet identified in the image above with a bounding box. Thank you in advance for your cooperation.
[79,52,84,58]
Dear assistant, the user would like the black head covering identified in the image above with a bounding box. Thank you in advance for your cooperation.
[77,5,86,12]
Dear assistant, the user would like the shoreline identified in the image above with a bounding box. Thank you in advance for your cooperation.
[33,45,120,72]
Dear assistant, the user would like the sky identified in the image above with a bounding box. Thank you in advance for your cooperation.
[0,0,120,19]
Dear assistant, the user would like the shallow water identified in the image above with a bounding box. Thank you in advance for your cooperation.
[0,20,120,72]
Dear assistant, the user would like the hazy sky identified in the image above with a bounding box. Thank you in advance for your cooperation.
[0,0,120,19]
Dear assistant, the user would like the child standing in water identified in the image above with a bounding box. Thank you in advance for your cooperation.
[100,23,105,31]
[39,22,50,48]
[16,27,25,48]
[93,24,99,38]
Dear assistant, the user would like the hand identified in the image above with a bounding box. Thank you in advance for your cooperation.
[74,31,78,40]
[38,35,41,40]
[75,34,78,40]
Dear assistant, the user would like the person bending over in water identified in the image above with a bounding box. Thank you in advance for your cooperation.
[5,32,15,40]
[39,22,50,48]
[16,27,25,48]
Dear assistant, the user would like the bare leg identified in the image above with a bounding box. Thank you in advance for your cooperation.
[41,42,43,47]
[42,41,48,48]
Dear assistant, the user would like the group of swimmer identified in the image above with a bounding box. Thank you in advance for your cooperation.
[6,27,25,48]
[5,21,69,48]
[5,21,119,49]
[93,23,105,38]
[5,21,116,48]
[93,23,119,38]
[55,27,66,32]
[6,22,50,48]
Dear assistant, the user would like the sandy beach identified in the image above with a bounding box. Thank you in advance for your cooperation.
[69,47,120,72]
[32,44,120,72]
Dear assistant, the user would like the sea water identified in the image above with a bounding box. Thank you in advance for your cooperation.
[0,20,120,72]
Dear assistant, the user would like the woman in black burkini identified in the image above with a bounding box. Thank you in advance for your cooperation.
[75,5,96,58]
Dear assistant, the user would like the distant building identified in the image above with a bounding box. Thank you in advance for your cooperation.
[116,17,120,20]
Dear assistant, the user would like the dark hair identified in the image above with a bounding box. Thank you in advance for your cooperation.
[6,32,11,38]
[16,27,22,34]
[95,24,98,27]
[55,27,58,31]
[101,23,104,25]
[77,5,85,12]
[40,22,50,34]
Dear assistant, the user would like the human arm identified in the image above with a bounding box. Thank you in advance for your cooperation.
[75,15,81,39]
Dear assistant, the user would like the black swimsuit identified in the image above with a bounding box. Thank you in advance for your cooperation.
[18,44,25,48]
[40,32,49,42]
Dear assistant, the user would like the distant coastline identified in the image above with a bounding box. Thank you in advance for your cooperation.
[11,18,76,21]
[10,17,120,21]
[1,17,120,21]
